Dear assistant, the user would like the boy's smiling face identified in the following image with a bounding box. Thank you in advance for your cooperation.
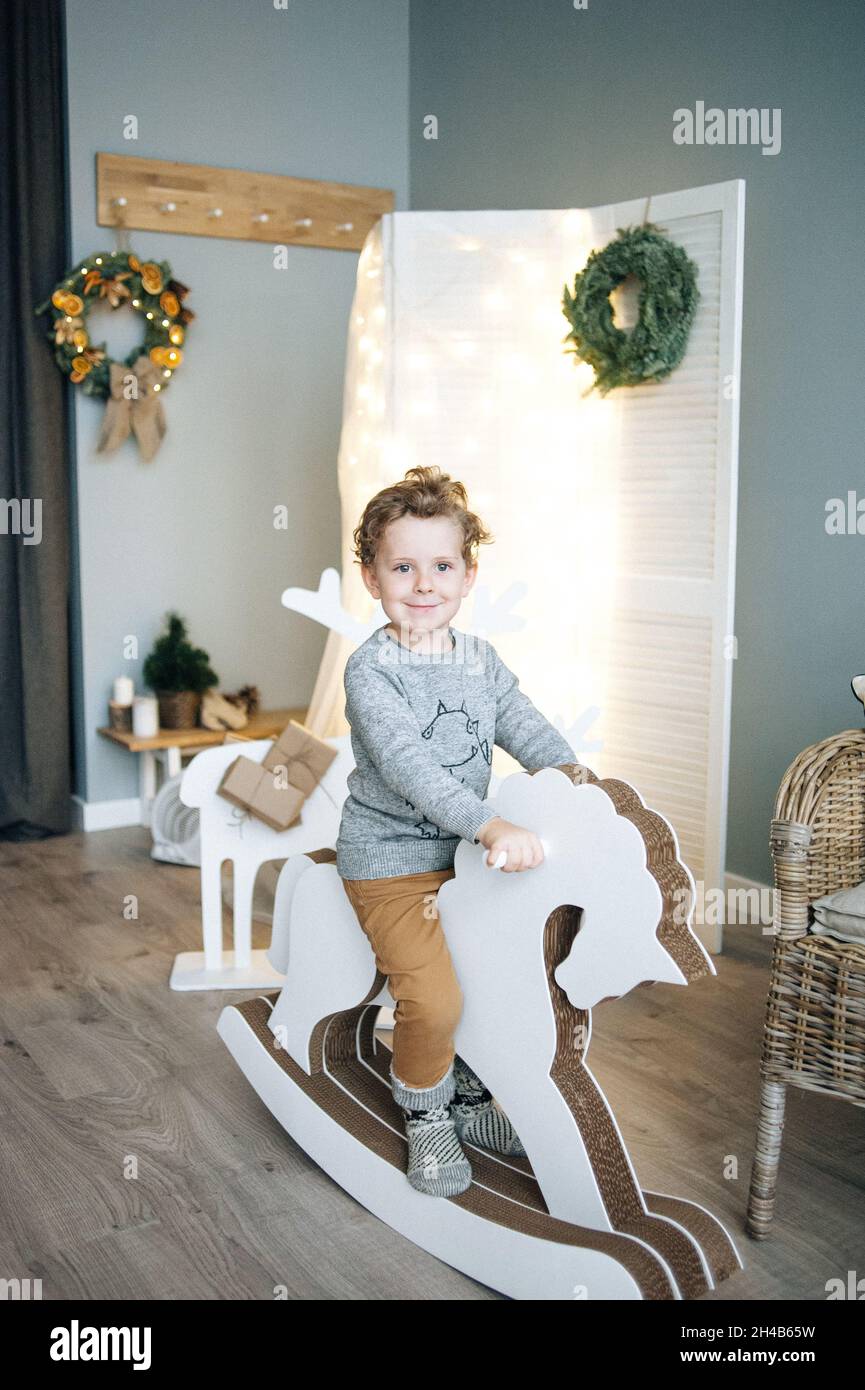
[361,513,477,650]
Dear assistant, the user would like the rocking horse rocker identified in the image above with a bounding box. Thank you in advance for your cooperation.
[218,764,744,1299]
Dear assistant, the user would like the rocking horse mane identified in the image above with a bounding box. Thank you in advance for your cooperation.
[570,768,711,982]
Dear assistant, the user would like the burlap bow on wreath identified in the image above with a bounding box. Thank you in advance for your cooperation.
[96,356,167,462]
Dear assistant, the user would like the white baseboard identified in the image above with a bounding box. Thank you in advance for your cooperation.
[71,794,143,832]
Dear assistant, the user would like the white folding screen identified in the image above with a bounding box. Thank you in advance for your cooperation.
[329,181,744,943]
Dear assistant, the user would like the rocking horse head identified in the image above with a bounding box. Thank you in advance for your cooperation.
[436,765,713,1019]
[427,767,717,1219]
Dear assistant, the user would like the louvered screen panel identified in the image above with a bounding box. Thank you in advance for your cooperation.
[592,200,736,895]
[602,610,714,880]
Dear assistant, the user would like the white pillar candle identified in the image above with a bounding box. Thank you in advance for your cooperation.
[113,675,135,706]
[132,695,159,737]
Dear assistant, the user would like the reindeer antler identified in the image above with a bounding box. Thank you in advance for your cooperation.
[280,569,532,647]
[281,568,379,644]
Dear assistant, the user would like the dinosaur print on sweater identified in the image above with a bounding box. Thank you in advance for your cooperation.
[405,697,493,838]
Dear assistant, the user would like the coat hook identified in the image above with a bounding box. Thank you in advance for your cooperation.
[159,201,177,213]
[295,217,313,229]
[253,212,270,224]
[335,222,354,233]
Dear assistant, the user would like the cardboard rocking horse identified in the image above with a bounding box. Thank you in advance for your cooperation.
[218,763,743,1299]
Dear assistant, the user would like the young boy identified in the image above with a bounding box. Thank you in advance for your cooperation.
[336,465,581,1197]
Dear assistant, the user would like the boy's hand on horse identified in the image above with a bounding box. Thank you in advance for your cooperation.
[476,817,544,872]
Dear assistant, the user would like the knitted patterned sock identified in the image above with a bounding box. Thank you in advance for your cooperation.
[401,1104,473,1197]
[390,1061,472,1197]
[451,1053,527,1159]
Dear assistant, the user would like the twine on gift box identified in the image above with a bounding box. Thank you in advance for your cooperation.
[269,750,341,814]
[226,806,253,837]
[224,746,340,835]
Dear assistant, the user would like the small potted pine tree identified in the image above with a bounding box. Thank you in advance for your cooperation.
[143,612,219,730]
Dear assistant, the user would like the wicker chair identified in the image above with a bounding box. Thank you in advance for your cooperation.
[746,726,865,1238]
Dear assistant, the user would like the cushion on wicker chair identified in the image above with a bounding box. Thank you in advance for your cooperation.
[810,879,865,944]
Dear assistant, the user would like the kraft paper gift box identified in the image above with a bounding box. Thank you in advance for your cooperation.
[217,721,336,831]
[261,719,338,794]
[248,768,305,831]
[217,755,305,831]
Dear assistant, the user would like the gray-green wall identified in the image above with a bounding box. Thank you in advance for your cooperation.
[409,0,865,884]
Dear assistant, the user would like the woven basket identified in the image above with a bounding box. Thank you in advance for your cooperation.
[156,689,201,730]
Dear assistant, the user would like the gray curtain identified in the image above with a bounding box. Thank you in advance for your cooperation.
[0,0,73,838]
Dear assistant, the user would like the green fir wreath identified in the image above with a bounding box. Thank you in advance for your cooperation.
[33,248,193,398]
[561,223,699,396]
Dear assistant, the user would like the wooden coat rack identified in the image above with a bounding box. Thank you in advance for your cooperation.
[96,152,394,252]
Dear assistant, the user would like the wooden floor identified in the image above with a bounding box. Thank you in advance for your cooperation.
[0,826,862,1301]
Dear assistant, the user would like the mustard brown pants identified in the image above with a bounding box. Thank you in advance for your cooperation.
[341,867,462,1091]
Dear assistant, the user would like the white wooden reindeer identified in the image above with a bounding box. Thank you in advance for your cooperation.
[174,735,353,990]
[218,763,743,1299]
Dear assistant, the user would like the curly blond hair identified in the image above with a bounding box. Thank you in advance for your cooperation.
[351,465,493,570]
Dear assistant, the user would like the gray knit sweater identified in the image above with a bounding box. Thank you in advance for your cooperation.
[336,624,577,879]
